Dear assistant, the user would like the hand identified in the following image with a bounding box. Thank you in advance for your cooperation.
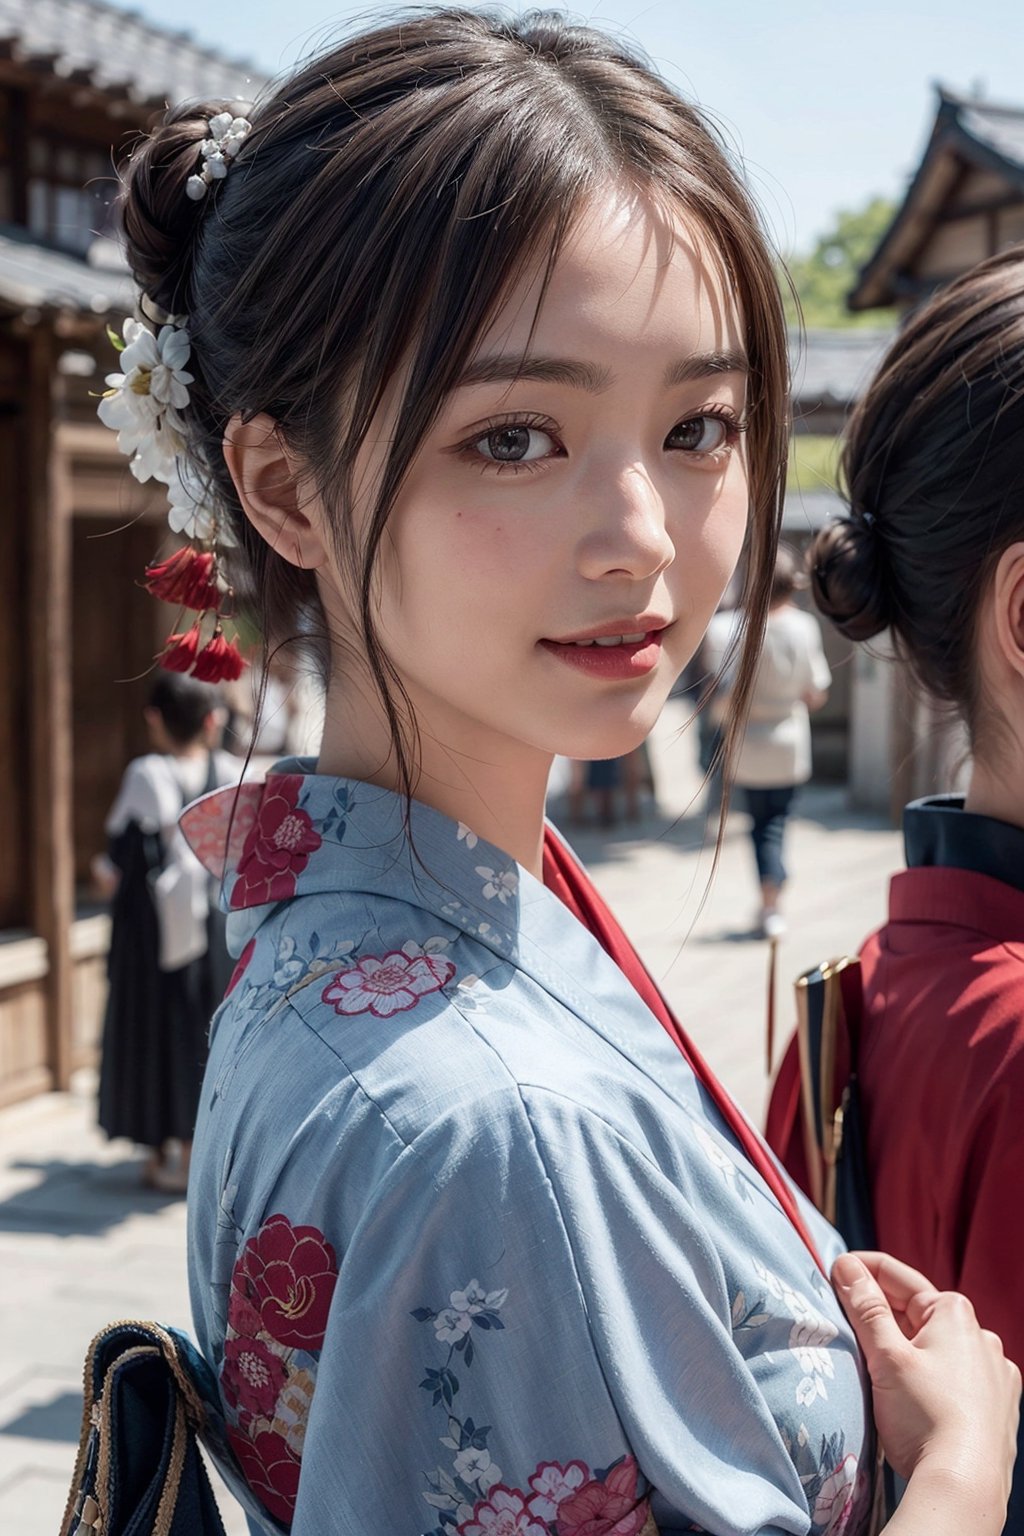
[90,853,120,901]
[833,1252,1019,1503]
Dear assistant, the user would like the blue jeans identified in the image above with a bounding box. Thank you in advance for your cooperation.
[742,784,796,888]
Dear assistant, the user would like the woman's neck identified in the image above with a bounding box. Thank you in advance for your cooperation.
[964,753,1024,831]
[316,678,552,879]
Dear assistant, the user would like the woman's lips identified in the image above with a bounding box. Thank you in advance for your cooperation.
[538,631,663,679]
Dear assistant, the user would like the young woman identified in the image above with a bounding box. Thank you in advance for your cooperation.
[101,11,1017,1535]
[806,247,1024,1373]
[93,672,237,1190]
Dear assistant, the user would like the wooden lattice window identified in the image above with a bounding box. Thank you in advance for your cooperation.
[26,134,116,256]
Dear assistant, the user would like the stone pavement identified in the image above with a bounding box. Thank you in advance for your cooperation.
[0,700,904,1535]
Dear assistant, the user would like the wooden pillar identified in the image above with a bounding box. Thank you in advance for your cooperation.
[26,323,75,1091]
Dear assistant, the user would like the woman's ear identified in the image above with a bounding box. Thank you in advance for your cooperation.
[990,542,1024,686]
[223,413,329,571]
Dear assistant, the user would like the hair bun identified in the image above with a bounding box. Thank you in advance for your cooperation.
[120,103,229,315]
[810,515,892,642]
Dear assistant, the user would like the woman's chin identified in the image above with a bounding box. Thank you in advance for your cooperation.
[548,716,660,764]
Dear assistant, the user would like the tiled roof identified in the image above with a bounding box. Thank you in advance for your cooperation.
[959,101,1024,173]
[0,0,265,110]
[850,89,1024,310]
[0,223,132,314]
[790,328,894,407]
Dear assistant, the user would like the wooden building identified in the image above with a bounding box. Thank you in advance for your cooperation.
[0,0,260,1105]
[784,327,893,785]
[845,88,1024,814]
[851,88,1024,314]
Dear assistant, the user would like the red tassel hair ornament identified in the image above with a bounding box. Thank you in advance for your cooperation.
[160,624,203,673]
[192,625,246,683]
[144,547,222,611]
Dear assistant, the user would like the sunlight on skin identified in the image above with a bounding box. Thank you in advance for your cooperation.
[246,184,752,876]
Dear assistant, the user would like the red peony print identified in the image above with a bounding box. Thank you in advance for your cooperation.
[230,776,322,910]
[222,1335,288,1418]
[232,1214,339,1351]
[458,1484,549,1536]
[225,937,256,997]
[554,1458,650,1536]
[227,1285,263,1341]
[228,1425,302,1527]
[321,950,455,1018]
[526,1461,589,1522]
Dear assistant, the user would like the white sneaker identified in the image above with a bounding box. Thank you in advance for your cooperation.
[761,910,786,940]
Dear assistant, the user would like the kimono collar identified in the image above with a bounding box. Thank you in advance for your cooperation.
[181,760,621,1011]
[903,794,1024,899]
[183,760,825,1261]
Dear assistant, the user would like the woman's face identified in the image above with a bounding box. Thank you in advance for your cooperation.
[346,186,750,768]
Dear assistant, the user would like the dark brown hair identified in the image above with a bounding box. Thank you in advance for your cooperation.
[147,672,223,745]
[119,6,790,794]
[812,246,1024,743]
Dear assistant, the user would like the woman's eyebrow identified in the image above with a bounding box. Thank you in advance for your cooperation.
[455,350,748,392]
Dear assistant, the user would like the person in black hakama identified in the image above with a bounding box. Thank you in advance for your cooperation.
[92,673,239,1192]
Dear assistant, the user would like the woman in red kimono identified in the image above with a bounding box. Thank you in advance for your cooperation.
[772,248,1024,1525]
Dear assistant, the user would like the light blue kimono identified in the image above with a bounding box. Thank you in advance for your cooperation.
[183,765,872,1536]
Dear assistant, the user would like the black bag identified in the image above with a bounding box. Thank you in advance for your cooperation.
[792,956,877,1251]
[61,1320,229,1536]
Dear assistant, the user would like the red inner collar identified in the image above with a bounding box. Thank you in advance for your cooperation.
[542,828,825,1275]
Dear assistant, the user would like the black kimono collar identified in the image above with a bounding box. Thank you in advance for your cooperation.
[903,794,1024,898]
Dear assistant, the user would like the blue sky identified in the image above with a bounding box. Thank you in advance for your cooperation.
[123,0,1023,251]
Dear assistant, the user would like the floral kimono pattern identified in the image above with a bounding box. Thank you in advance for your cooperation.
[183,765,874,1536]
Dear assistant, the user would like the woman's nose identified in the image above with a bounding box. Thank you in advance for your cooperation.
[576,463,675,582]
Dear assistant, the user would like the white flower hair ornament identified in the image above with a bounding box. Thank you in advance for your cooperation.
[98,313,245,683]
[186,112,253,201]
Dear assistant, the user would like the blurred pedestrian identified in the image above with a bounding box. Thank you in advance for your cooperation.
[693,601,741,813]
[92,673,239,1192]
[732,545,830,937]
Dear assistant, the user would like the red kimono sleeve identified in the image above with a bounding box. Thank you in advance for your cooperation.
[955,1088,1024,1371]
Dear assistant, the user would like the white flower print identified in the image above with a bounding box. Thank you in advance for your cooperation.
[434,1307,473,1344]
[797,1373,827,1407]
[693,1122,738,1186]
[475,865,518,904]
[274,932,357,992]
[402,936,452,959]
[449,972,490,1015]
[457,822,479,849]
[450,1280,507,1315]
[454,1446,494,1483]
[790,1315,838,1382]
[752,1261,838,1406]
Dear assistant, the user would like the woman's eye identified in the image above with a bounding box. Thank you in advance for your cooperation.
[475,425,556,463]
[666,415,732,454]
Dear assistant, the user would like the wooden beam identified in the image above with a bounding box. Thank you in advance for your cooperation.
[26,325,75,1091]
[934,189,1024,223]
[8,83,27,226]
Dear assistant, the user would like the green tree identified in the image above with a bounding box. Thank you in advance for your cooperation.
[781,196,898,329]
